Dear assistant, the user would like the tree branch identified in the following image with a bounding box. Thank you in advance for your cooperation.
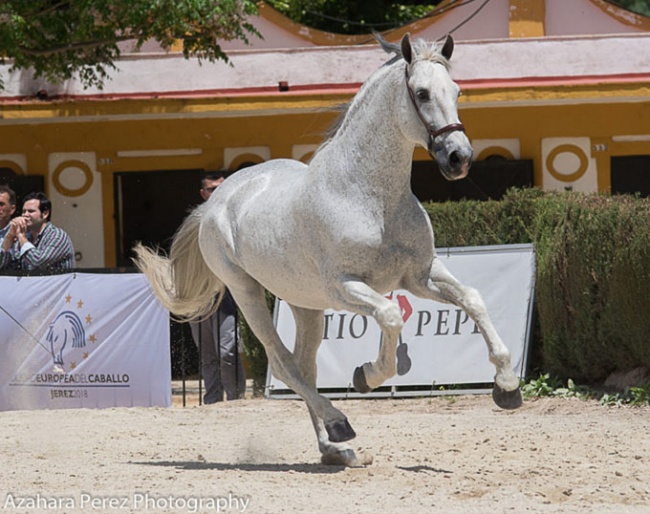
[17,34,138,56]
[35,1,72,18]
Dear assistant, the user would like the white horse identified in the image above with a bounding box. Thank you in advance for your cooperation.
[134,34,522,467]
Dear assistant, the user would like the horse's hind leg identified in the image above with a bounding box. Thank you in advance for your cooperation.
[290,305,372,467]
[408,258,522,409]
[228,278,356,443]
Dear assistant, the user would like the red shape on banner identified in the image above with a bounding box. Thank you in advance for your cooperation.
[396,294,413,322]
[385,292,413,322]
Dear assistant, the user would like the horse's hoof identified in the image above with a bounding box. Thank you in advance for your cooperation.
[321,449,373,467]
[492,384,523,410]
[325,418,357,443]
[353,366,372,393]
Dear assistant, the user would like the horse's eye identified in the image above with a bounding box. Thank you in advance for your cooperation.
[416,89,429,102]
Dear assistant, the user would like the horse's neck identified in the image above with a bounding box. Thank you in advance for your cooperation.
[316,64,415,208]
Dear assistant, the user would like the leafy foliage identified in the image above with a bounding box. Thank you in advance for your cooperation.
[425,188,650,385]
[523,373,650,407]
[600,385,650,406]
[240,291,273,397]
[531,194,650,382]
[1,0,646,90]
[522,374,594,400]
[265,0,441,34]
[609,0,650,17]
[0,0,259,89]
[266,0,649,35]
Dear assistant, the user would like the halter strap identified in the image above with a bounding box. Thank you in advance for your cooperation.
[404,65,465,150]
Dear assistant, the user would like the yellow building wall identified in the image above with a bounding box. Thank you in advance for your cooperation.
[1,94,648,267]
[0,111,337,266]
[461,101,650,193]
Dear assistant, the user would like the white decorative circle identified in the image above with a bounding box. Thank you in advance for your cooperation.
[546,144,588,182]
[52,160,93,197]
[58,166,88,190]
[553,152,581,175]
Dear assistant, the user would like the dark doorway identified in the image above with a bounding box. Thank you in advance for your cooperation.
[115,169,211,380]
[411,157,534,202]
[114,169,205,267]
[0,169,45,207]
[611,155,650,197]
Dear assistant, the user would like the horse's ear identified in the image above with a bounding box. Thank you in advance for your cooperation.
[441,35,454,60]
[401,33,413,64]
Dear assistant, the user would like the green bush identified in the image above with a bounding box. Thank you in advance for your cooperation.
[426,188,650,385]
[602,198,650,370]
[240,291,274,397]
[535,195,619,380]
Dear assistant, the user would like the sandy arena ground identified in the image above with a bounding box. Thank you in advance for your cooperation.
[0,384,648,514]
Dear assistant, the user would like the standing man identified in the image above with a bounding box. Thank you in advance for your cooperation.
[0,185,16,241]
[0,191,75,272]
[192,171,246,403]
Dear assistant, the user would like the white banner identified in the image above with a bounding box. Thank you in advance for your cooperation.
[0,273,171,410]
[268,244,535,397]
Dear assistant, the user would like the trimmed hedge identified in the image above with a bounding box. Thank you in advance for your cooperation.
[424,188,650,384]
[241,188,650,389]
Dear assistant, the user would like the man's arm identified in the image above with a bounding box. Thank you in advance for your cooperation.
[19,226,74,270]
[0,222,18,269]
[1,219,18,251]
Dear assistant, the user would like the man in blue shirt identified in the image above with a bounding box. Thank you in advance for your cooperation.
[0,192,75,273]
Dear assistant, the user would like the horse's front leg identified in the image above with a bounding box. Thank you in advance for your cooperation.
[408,258,522,409]
[290,305,372,467]
[330,279,404,392]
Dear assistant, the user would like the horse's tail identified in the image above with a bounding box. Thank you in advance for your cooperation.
[132,204,224,321]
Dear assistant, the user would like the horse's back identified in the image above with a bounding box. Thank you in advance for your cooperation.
[198,159,313,286]
[220,158,307,186]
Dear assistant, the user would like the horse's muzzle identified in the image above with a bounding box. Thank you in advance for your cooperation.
[432,145,473,181]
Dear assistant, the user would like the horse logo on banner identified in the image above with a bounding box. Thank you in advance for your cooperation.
[45,311,86,372]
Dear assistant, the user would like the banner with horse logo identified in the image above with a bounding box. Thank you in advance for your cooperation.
[269,244,535,397]
[0,273,170,410]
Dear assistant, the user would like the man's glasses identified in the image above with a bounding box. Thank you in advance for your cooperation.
[204,186,217,193]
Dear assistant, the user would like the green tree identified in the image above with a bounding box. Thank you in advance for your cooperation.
[0,0,259,89]
[1,0,646,91]
[266,1,441,34]
[609,0,650,17]
[267,0,648,34]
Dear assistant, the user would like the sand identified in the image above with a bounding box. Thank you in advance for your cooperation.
[0,388,648,514]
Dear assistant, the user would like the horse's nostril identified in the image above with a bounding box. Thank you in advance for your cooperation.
[449,151,461,166]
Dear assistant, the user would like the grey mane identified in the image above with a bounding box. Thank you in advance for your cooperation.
[317,34,403,149]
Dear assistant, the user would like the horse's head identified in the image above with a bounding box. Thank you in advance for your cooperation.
[401,33,473,181]
[46,311,86,364]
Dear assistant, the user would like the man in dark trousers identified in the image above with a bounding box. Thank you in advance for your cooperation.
[191,171,246,403]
